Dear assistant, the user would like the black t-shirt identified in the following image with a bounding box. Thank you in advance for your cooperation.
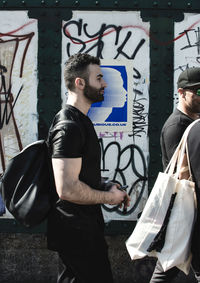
[49,104,101,190]
[47,105,106,254]
[160,108,194,169]
[187,121,200,266]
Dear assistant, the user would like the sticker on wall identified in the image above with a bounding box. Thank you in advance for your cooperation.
[87,60,133,132]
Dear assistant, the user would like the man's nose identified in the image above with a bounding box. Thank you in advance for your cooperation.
[102,79,107,88]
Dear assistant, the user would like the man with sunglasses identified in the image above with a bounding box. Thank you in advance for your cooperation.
[150,67,200,283]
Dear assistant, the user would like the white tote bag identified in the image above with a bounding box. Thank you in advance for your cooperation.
[126,119,199,275]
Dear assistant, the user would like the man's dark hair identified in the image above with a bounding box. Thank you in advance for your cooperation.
[64,53,100,91]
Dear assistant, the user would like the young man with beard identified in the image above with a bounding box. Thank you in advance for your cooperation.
[47,53,130,283]
[150,67,200,283]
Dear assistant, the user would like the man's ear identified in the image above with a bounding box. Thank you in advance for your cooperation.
[75,77,85,90]
[178,88,185,97]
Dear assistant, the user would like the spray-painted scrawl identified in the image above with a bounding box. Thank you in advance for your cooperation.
[0,12,38,175]
[62,11,150,221]
[174,13,200,105]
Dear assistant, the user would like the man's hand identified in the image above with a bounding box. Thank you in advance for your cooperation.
[108,184,131,210]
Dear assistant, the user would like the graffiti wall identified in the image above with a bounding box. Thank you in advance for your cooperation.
[0,11,38,174]
[2,9,199,223]
[174,13,200,104]
[62,11,150,221]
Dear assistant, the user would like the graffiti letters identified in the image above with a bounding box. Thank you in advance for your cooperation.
[63,19,146,64]
[0,31,34,171]
[99,138,147,215]
[179,28,200,54]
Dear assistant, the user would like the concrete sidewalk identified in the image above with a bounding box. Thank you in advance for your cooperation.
[108,235,196,283]
[0,233,197,283]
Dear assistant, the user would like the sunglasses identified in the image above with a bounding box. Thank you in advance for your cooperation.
[196,89,200,96]
[184,88,200,96]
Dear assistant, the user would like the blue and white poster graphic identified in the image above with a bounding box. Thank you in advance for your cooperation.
[88,60,133,132]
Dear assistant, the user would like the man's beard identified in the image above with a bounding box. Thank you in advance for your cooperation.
[84,82,105,103]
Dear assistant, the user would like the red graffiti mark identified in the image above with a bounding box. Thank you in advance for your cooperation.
[173,18,200,42]
[0,19,36,37]
[0,21,35,171]
[153,18,200,46]
[65,18,200,46]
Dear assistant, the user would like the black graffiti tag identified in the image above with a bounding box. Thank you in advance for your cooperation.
[63,19,146,60]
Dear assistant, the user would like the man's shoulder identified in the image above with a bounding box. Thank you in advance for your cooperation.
[55,105,81,122]
[49,106,86,141]
[51,105,86,131]
[162,109,192,130]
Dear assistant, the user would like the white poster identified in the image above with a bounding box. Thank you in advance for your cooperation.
[174,13,200,105]
[62,11,150,221]
[0,11,38,174]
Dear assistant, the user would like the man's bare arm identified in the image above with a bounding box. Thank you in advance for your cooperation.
[52,157,130,206]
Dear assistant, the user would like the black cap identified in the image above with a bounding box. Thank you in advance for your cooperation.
[177,67,200,89]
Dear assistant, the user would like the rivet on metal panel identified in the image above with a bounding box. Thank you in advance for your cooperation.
[152,126,158,131]
[55,0,59,5]
[134,1,138,6]
[41,0,45,5]
[40,59,45,65]
[187,2,192,8]
[55,12,61,17]
[150,174,156,178]
[153,1,158,7]
[74,1,79,6]
[95,1,99,5]
[151,142,157,147]
[54,59,59,64]
[40,76,45,82]
[21,0,26,5]
[39,109,44,114]
[39,93,44,97]
[2,0,7,5]
[114,1,118,6]
[167,2,172,6]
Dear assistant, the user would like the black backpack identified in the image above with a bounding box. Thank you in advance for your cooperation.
[0,121,68,228]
